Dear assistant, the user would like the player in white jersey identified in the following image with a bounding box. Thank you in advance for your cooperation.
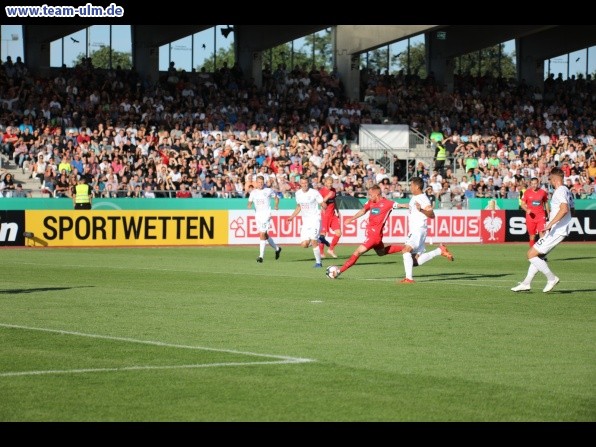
[288,176,326,268]
[394,177,454,284]
[511,167,573,293]
[247,175,282,263]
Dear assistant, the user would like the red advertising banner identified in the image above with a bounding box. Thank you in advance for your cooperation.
[228,210,483,244]
[480,210,506,243]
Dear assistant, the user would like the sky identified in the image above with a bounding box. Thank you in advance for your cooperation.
[1,24,595,79]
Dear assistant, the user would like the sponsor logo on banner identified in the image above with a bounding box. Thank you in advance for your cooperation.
[0,211,25,246]
[428,213,481,239]
[229,210,482,244]
[506,210,596,242]
[480,210,506,243]
[25,210,228,247]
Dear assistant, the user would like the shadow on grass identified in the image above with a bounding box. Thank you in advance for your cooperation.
[0,287,92,295]
[550,288,596,295]
[556,256,596,262]
[361,272,512,282]
[415,272,511,280]
[367,272,511,282]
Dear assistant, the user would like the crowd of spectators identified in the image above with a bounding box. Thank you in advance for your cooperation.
[362,68,596,204]
[1,53,595,205]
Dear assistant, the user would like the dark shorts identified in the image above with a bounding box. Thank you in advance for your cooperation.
[74,203,92,210]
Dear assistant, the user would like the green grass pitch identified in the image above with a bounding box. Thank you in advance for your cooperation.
[0,243,594,421]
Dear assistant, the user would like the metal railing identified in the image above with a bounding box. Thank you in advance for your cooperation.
[358,126,398,153]
[354,126,438,184]
[408,127,433,149]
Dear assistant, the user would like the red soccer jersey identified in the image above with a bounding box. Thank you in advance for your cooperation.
[522,188,548,219]
[363,197,395,234]
[319,186,337,217]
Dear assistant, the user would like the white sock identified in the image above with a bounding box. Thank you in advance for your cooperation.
[417,248,440,266]
[259,240,266,258]
[529,257,555,281]
[267,237,278,250]
[521,263,539,285]
[313,246,321,263]
[403,252,414,280]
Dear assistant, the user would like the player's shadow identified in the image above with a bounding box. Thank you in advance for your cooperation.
[557,256,596,262]
[414,272,511,281]
[0,286,93,295]
[548,288,596,295]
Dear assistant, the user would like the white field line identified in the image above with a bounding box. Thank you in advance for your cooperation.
[0,360,305,378]
[0,323,315,378]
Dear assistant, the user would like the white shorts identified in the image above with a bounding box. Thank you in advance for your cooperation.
[405,228,427,255]
[534,231,566,255]
[255,215,271,234]
[300,217,321,242]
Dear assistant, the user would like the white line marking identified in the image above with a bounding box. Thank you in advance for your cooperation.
[0,323,315,378]
[0,323,313,362]
[0,360,304,378]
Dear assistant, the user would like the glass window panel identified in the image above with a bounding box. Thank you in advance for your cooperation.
[1,25,24,62]
[192,28,213,72]
[62,28,86,67]
[169,34,192,72]
[50,38,63,67]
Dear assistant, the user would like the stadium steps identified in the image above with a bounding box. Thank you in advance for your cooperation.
[1,156,48,197]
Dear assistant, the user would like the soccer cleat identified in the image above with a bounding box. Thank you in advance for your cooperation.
[256,257,263,263]
[543,276,560,293]
[327,249,338,258]
[318,235,330,247]
[439,243,454,261]
[313,263,323,268]
[275,247,282,260]
[399,278,415,284]
[511,283,531,292]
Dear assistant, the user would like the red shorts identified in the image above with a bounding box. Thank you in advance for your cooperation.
[362,234,384,251]
[321,212,340,234]
[526,216,546,236]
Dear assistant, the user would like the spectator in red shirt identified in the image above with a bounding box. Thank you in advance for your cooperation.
[2,126,19,160]
[175,183,192,198]
[76,129,91,146]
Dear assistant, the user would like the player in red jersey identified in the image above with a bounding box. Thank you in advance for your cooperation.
[521,177,550,247]
[328,184,403,278]
[318,176,342,258]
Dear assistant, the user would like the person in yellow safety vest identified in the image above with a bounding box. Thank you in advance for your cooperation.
[73,177,92,210]
[430,126,446,176]
[434,140,447,176]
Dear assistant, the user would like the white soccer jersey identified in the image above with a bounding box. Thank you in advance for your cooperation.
[249,187,276,216]
[408,193,432,230]
[295,188,324,221]
[548,185,573,237]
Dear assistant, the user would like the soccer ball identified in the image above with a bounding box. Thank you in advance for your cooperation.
[326,265,340,279]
